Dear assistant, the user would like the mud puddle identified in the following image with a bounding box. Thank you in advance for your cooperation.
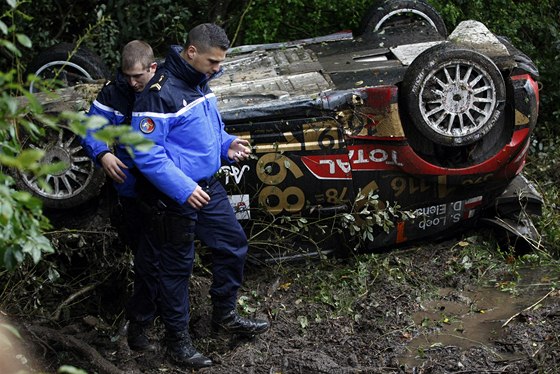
[399,265,560,367]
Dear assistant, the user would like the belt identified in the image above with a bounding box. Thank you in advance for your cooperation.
[197,176,217,188]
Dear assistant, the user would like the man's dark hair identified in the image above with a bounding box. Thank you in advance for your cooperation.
[186,23,230,52]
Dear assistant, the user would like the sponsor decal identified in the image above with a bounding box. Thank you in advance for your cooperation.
[139,117,155,134]
[220,165,250,185]
[301,155,352,180]
[407,196,483,232]
[228,194,251,220]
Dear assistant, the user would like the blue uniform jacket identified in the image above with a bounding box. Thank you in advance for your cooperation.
[81,70,137,197]
[130,45,236,205]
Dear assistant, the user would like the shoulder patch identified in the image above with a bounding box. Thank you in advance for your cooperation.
[150,74,168,91]
[139,117,156,134]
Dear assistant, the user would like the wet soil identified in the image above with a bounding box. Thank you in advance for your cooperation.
[3,216,560,374]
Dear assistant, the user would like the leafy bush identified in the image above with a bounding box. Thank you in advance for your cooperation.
[232,0,371,44]
[0,0,141,269]
[0,1,55,268]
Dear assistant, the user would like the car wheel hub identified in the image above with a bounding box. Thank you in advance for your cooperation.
[420,60,497,138]
[42,146,72,176]
[20,129,94,200]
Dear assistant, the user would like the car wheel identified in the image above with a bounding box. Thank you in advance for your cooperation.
[402,43,506,147]
[356,0,447,37]
[26,43,109,93]
[13,126,106,209]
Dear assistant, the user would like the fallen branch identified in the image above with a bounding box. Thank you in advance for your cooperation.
[26,325,124,374]
[502,289,555,328]
[52,284,98,321]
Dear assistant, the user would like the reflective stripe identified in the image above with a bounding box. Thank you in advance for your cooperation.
[132,93,216,119]
[92,99,125,117]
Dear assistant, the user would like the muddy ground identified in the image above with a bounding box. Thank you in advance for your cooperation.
[2,209,560,374]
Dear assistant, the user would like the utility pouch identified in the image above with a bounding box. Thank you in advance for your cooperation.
[162,212,196,246]
[145,199,194,245]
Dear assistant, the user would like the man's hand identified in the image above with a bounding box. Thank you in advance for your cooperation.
[228,138,252,162]
[186,185,211,209]
[100,153,128,183]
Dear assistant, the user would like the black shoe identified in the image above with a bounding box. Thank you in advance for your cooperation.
[165,330,212,369]
[212,310,270,336]
[127,321,157,352]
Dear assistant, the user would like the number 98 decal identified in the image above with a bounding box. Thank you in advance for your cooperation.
[256,153,305,215]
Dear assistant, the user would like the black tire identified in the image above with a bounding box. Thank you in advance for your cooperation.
[26,43,110,93]
[402,43,506,147]
[13,126,106,209]
[356,0,447,37]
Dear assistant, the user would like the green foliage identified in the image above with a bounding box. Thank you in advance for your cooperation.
[1,0,199,72]
[0,1,54,269]
[298,257,373,319]
[0,176,53,269]
[339,190,415,249]
[0,0,140,270]
[88,0,196,68]
[525,125,560,258]
[238,0,371,44]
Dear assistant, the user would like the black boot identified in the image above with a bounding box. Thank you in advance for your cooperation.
[165,330,212,369]
[212,310,270,336]
[127,321,157,352]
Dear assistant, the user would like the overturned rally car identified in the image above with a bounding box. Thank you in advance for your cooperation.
[18,0,542,258]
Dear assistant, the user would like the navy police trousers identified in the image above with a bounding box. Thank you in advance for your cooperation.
[126,177,248,332]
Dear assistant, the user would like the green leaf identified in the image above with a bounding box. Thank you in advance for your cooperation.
[0,20,8,35]
[4,96,18,115]
[6,0,16,9]
[11,190,33,203]
[15,33,32,48]
[84,114,109,130]
[68,121,87,137]
[0,39,21,57]
[0,153,19,168]
[0,199,14,222]
[119,132,153,150]
[38,161,67,176]
[58,365,88,374]
[95,124,131,142]
[16,148,44,167]
[60,111,89,122]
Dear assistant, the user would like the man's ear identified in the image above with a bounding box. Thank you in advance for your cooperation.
[186,45,197,60]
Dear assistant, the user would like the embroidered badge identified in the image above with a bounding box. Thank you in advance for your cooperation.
[139,117,155,134]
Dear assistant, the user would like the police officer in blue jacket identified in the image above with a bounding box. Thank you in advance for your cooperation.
[81,40,159,352]
[130,24,269,368]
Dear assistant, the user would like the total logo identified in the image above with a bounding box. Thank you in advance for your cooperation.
[349,147,403,169]
[301,146,403,179]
